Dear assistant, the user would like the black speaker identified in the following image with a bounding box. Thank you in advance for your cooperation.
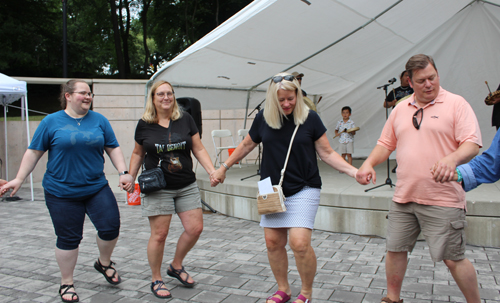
[177,97,203,138]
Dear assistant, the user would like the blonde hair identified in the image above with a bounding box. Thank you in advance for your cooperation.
[142,80,182,124]
[263,72,309,129]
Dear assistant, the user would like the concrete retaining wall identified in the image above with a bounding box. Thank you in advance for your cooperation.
[197,177,500,247]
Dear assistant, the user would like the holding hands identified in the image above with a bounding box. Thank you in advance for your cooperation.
[355,164,374,185]
[0,178,23,197]
[119,174,135,192]
[210,167,226,187]
[430,159,458,183]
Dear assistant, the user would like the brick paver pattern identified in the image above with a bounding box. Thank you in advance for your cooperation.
[1,187,500,302]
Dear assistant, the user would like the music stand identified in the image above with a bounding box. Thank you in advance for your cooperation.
[365,80,395,192]
[241,99,264,181]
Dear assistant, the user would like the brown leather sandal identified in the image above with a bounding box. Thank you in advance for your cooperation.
[381,297,403,303]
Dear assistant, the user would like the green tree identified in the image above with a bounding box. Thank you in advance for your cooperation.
[0,0,61,77]
[146,0,252,73]
[140,0,153,76]
[64,0,116,78]
[0,0,252,79]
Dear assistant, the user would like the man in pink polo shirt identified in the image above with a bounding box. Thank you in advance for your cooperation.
[357,54,482,303]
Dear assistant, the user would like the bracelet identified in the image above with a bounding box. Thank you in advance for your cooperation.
[456,168,463,183]
[221,163,230,170]
[119,171,129,176]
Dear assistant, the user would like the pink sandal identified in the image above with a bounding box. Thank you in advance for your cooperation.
[267,290,291,303]
[294,294,311,303]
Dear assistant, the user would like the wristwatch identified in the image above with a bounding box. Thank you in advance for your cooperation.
[119,171,129,176]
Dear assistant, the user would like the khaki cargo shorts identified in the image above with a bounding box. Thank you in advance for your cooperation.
[386,201,467,262]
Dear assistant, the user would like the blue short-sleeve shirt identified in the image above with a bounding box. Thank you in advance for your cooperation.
[29,110,119,198]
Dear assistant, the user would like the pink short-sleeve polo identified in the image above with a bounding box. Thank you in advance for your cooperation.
[377,87,482,209]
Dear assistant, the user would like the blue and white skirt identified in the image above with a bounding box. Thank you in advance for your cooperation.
[259,186,320,229]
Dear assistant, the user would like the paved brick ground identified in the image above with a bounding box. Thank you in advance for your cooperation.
[1,187,500,302]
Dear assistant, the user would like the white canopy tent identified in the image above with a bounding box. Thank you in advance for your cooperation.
[150,0,500,156]
[0,73,33,201]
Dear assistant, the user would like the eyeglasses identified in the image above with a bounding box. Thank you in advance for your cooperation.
[296,77,302,81]
[412,108,423,130]
[72,91,94,98]
[156,92,174,98]
[272,75,295,83]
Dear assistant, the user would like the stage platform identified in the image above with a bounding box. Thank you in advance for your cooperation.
[195,159,500,248]
[28,159,500,247]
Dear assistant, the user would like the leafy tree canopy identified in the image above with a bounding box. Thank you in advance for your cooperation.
[0,0,252,79]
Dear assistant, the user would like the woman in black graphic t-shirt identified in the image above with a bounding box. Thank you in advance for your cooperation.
[128,80,217,299]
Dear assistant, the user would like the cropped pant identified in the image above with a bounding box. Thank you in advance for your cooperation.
[44,184,120,250]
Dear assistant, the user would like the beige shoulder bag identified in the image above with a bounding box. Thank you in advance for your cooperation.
[257,124,300,215]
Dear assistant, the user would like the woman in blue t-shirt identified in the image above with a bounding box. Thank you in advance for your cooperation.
[0,80,134,302]
[211,73,369,303]
[127,80,217,299]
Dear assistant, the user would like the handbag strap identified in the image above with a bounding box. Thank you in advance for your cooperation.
[142,154,162,171]
[278,124,300,187]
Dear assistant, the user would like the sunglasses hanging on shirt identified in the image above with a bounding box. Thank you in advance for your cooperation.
[412,108,423,130]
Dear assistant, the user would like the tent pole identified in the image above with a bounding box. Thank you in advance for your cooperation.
[481,0,500,8]
[3,101,8,181]
[144,79,154,108]
[243,89,252,129]
[244,0,405,93]
[243,0,404,109]
[24,96,34,201]
[280,0,404,74]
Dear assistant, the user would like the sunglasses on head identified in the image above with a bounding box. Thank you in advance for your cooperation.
[272,75,295,83]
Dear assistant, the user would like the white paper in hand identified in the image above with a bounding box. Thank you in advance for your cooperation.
[258,177,274,195]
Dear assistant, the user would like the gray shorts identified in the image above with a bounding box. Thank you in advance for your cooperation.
[386,201,467,262]
[141,182,201,217]
[339,142,353,154]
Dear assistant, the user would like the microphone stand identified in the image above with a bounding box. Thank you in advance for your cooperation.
[365,82,395,192]
[241,99,264,181]
[248,99,265,116]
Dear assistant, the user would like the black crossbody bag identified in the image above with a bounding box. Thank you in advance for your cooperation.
[138,156,166,194]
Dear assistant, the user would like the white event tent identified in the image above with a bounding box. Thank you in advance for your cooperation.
[149,0,500,156]
[0,73,34,201]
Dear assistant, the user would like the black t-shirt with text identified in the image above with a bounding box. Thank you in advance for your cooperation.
[134,113,198,190]
[249,110,326,197]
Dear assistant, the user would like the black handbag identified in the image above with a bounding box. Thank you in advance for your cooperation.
[138,157,166,194]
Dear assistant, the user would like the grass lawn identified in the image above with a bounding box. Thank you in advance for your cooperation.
[0,115,45,121]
